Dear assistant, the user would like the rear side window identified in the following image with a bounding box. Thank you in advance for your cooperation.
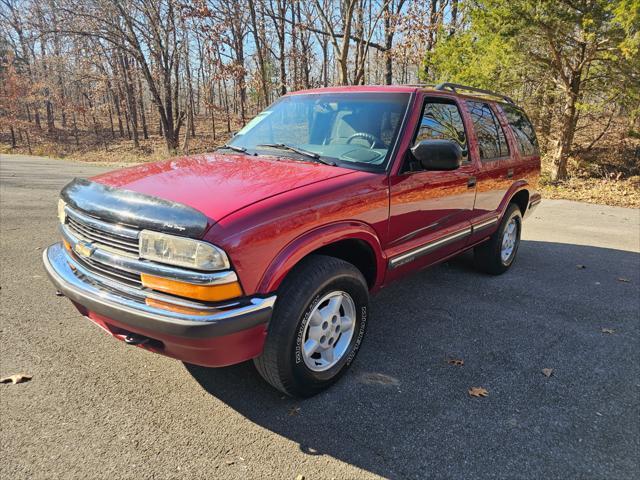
[500,105,539,157]
[466,101,510,161]
[414,101,468,163]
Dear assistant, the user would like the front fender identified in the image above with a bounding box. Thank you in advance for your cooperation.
[257,221,386,293]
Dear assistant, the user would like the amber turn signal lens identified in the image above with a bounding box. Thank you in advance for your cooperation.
[140,274,243,302]
[63,239,71,251]
[145,298,210,316]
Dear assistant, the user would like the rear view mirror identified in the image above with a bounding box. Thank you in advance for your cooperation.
[410,140,462,171]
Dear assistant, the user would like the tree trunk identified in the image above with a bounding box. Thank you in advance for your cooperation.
[72,112,80,146]
[25,129,32,154]
[248,0,269,106]
[9,126,16,148]
[552,90,578,181]
[277,0,287,95]
[449,0,458,36]
[383,2,393,85]
[210,103,216,141]
[107,96,115,139]
[182,100,192,153]
[112,90,125,137]
[552,67,581,182]
[119,54,140,148]
[298,1,310,88]
[136,72,149,139]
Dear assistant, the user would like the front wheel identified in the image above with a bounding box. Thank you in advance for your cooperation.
[474,203,523,275]
[254,255,369,397]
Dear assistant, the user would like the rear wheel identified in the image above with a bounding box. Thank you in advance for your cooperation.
[254,255,369,397]
[474,203,522,275]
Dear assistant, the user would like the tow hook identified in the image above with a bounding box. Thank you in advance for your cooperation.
[124,333,150,346]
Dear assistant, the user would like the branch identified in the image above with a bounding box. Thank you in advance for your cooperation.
[580,111,616,153]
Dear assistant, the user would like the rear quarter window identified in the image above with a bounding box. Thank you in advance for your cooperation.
[500,105,540,157]
[466,101,510,161]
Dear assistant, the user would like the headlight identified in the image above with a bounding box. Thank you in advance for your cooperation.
[139,230,230,271]
[58,199,67,224]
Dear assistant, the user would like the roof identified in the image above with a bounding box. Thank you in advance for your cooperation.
[287,83,515,105]
[287,85,421,95]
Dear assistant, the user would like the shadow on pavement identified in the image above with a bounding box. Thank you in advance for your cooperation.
[185,241,639,479]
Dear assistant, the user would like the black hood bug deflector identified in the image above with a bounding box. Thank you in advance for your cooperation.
[60,178,209,238]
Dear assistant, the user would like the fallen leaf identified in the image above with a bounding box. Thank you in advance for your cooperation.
[468,387,488,397]
[225,460,235,466]
[447,358,464,366]
[288,406,300,416]
[576,264,587,269]
[617,277,630,283]
[360,372,400,385]
[0,373,32,385]
[542,368,554,377]
[601,328,616,334]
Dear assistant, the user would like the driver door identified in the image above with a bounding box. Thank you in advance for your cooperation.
[386,96,477,279]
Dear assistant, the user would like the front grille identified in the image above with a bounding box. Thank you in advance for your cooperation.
[73,252,142,287]
[65,207,140,255]
[63,205,142,287]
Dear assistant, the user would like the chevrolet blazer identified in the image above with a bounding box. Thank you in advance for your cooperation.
[44,83,541,397]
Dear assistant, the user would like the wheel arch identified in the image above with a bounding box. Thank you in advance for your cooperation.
[257,222,386,294]
[499,182,530,218]
[509,189,530,216]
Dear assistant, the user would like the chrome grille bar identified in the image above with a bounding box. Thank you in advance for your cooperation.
[74,253,142,286]
[67,217,140,254]
[64,205,140,256]
[64,205,139,239]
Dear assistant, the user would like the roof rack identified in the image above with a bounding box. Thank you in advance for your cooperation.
[401,83,438,88]
[434,82,515,104]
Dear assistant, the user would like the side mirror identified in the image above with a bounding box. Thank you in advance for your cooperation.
[410,139,462,171]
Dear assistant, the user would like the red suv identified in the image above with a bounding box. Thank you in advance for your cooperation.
[44,84,541,397]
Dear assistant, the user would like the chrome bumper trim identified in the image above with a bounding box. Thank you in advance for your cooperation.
[389,227,472,269]
[61,224,237,285]
[43,243,275,338]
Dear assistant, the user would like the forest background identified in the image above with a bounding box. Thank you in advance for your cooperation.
[1,0,639,206]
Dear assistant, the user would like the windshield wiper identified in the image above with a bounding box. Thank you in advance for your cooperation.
[218,144,250,154]
[257,143,335,166]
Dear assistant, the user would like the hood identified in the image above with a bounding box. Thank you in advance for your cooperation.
[91,153,355,222]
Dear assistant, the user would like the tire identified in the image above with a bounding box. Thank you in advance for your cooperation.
[474,203,523,275]
[253,255,369,397]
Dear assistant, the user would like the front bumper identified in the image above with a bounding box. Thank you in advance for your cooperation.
[43,243,276,366]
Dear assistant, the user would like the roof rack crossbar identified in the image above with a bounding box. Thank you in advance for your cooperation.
[434,82,515,104]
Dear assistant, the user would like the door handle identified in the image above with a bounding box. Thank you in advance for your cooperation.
[467,176,477,188]
[506,168,514,179]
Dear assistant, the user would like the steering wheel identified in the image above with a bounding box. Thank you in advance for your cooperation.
[346,132,384,149]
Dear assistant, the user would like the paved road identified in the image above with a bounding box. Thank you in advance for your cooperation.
[1,154,639,480]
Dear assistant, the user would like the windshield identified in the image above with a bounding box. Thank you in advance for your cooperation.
[227,92,410,170]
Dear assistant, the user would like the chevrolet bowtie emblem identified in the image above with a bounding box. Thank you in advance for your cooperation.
[74,241,94,258]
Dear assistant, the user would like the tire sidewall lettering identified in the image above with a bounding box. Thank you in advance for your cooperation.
[295,294,321,365]
[345,305,367,366]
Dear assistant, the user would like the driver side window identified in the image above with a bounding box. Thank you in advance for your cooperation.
[413,101,469,164]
